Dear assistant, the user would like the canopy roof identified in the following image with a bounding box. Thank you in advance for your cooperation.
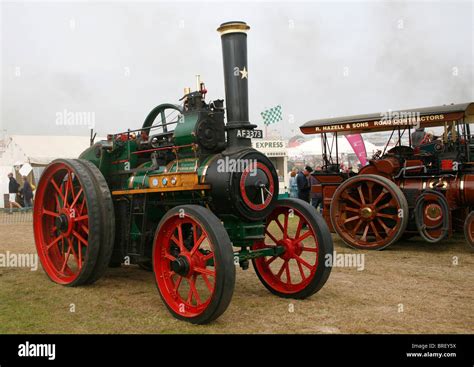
[300,102,474,135]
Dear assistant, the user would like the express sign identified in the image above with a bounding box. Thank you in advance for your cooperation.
[253,140,286,149]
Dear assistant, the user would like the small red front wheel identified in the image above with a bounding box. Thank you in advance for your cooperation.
[463,211,474,250]
[414,190,450,243]
[252,198,333,299]
[153,205,235,324]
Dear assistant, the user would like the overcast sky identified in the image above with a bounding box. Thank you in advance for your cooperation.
[1,0,473,138]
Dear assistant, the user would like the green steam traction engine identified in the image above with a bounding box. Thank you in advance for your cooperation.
[33,22,333,324]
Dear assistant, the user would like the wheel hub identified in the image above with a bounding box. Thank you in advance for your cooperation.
[170,256,190,276]
[56,208,75,236]
[279,238,302,260]
[55,214,69,233]
[426,204,442,221]
[360,206,374,220]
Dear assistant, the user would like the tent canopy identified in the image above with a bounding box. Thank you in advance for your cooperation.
[288,135,378,158]
[0,134,98,207]
[1,135,94,165]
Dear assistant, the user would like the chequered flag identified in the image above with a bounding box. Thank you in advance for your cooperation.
[261,105,282,126]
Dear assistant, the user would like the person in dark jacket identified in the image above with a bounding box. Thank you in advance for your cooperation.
[411,127,426,147]
[296,166,312,202]
[7,173,22,214]
[310,173,322,212]
[22,176,34,210]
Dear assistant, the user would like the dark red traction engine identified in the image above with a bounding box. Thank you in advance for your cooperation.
[300,104,474,250]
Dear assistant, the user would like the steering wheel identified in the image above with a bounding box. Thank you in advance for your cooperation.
[419,134,432,145]
[384,145,414,159]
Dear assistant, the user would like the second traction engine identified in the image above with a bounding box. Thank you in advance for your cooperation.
[299,101,474,250]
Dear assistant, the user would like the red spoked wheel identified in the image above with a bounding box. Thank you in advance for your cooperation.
[33,159,113,286]
[330,174,408,250]
[253,198,333,299]
[153,205,235,324]
[463,211,474,250]
[414,190,450,243]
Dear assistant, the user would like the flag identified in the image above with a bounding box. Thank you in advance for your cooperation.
[345,134,368,166]
[261,105,283,126]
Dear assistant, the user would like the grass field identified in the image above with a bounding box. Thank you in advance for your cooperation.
[0,212,473,334]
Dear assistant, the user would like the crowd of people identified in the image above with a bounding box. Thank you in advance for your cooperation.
[288,166,322,212]
[7,173,34,214]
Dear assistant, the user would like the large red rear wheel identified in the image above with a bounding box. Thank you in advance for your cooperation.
[33,159,113,286]
[153,205,235,324]
[253,198,333,299]
[330,174,408,250]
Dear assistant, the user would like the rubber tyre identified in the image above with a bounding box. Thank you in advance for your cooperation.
[75,159,115,284]
[109,199,130,268]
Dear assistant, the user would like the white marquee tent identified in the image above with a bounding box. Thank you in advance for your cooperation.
[288,136,380,159]
[0,135,95,208]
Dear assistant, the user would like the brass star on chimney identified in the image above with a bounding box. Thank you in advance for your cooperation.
[239,66,248,79]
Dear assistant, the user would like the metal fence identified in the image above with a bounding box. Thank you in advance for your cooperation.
[0,211,33,224]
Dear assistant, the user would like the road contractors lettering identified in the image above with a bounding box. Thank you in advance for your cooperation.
[313,114,448,133]
[18,342,56,361]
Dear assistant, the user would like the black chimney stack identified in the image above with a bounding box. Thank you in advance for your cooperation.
[217,21,256,150]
